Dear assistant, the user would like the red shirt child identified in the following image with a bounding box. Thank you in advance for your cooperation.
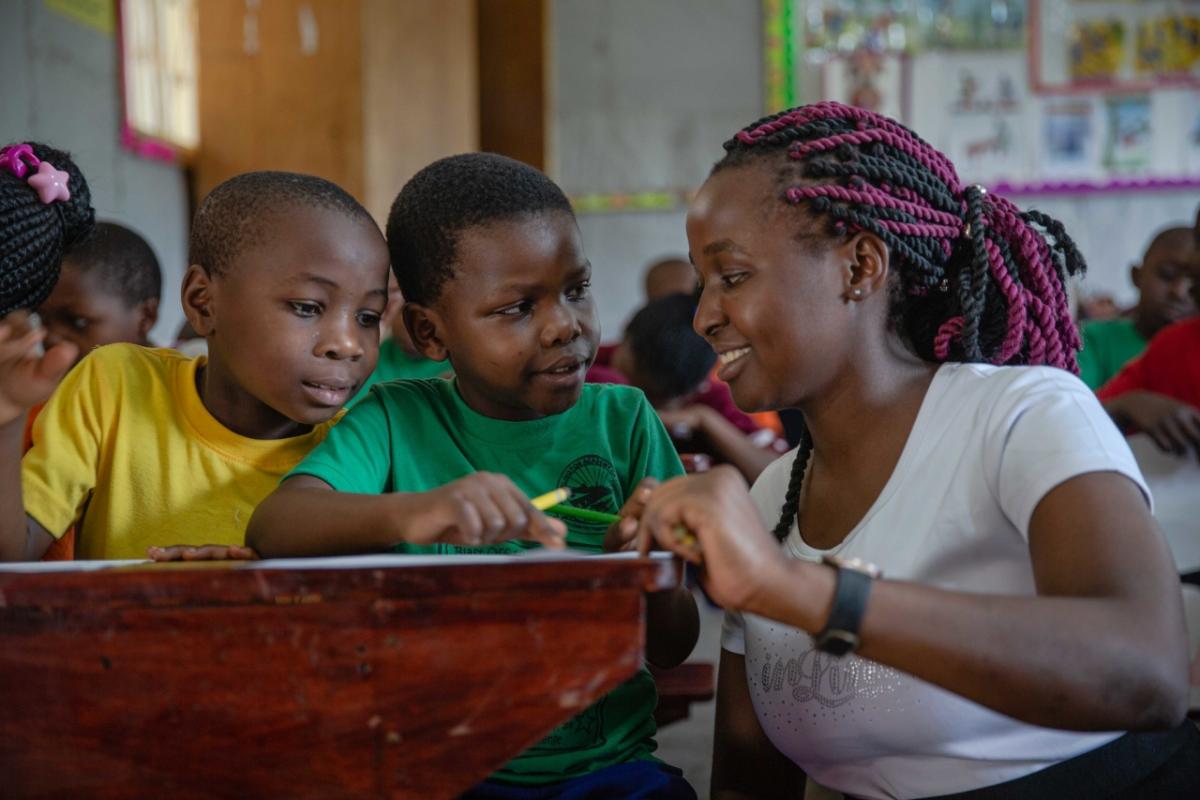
[1098,317,1200,457]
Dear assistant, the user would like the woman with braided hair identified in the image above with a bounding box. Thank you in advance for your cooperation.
[636,103,1198,799]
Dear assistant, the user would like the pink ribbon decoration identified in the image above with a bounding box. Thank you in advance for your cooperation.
[26,160,71,204]
[0,143,40,179]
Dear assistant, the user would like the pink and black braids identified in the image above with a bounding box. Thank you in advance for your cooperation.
[715,103,1086,541]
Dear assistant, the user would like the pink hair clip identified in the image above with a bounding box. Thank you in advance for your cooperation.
[0,143,70,204]
[0,143,40,179]
[27,161,71,204]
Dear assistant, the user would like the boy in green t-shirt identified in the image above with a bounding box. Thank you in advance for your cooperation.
[248,154,699,798]
[1079,225,1196,389]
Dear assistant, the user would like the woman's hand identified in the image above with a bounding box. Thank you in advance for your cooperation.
[638,465,788,612]
[603,477,658,553]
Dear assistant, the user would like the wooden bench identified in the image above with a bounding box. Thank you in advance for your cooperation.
[651,661,716,728]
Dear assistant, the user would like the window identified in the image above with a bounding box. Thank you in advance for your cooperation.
[121,0,198,153]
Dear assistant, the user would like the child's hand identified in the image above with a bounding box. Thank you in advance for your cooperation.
[1111,391,1200,458]
[657,405,710,439]
[0,311,78,427]
[604,477,658,553]
[405,472,566,549]
[147,544,259,561]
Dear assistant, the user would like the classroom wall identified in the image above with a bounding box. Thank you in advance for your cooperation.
[0,0,190,345]
[557,1,1198,337]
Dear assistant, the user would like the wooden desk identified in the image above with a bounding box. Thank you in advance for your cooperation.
[0,553,675,799]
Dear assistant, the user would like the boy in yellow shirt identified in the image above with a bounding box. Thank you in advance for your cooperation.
[0,171,391,561]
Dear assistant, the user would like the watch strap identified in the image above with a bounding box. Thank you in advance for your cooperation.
[814,563,874,656]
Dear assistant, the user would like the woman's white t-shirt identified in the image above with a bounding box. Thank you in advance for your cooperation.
[722,364,1152,799]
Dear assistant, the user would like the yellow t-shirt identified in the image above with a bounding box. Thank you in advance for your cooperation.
[22,344,340,560]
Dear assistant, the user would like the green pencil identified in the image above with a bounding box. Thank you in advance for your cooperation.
[548,504,698,548]
[548,503,619,525]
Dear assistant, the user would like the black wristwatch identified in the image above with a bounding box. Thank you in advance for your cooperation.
[814,554,881,657]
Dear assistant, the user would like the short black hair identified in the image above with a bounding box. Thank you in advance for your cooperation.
[66,221,161,307]
[0,141,94,316]
[189,171,374,275]
[625,293,715,401]
[386,153,574,305]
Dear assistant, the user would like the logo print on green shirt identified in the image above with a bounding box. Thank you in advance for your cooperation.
[539,696,608,752]
[557,455,622,537]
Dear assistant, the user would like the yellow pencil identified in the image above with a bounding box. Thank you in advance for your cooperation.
[530,487,572,511]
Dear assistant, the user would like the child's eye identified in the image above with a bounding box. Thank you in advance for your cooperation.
[721,272,748,289]
[71,316,90,331]
[357,311,382,328]
[566,281,591,301]
[289,301,322,317]
[497,301,533,317]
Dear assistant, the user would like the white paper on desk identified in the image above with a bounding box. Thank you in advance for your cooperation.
[0,559,148,573]
[250,549,662,570]
[0,550,670,574]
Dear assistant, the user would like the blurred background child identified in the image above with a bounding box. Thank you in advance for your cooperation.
[1079,225,1197,389]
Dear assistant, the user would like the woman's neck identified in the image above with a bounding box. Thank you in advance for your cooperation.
[798,337,937,480]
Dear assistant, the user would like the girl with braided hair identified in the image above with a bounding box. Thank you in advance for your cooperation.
[1,142,95,317]
[0,141,94,457]
[636,103,1198,798]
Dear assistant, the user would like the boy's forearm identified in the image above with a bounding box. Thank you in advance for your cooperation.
[247,487,408,558]
[645,584,699,668]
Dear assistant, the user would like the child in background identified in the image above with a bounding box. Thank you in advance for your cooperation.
[38,221,161,360]
[643,256,697,301]
[1079,225,1196,389]
[23,221,163,559]
[591,293,783,481]
[1098,241,1200,459]
[249,153,698,799]
[0,170,390,561]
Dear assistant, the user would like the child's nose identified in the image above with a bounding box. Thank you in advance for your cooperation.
[317,319,364,360]
[540,301,581,347]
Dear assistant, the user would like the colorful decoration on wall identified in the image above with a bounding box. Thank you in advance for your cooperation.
[570,190,693,215]
[763,0,796,113]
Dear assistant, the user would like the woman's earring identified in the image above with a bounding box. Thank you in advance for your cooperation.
[849,287,865,300]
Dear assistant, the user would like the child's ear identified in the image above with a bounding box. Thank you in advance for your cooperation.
[1130,263,1142,291]
[181,264,216,336]
[403,304,448,362]
[136,297,160,342]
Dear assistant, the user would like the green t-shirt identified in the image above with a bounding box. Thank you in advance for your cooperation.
[1078,317,1147,390]
[349,338,449,406]
[289,378,685,785]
